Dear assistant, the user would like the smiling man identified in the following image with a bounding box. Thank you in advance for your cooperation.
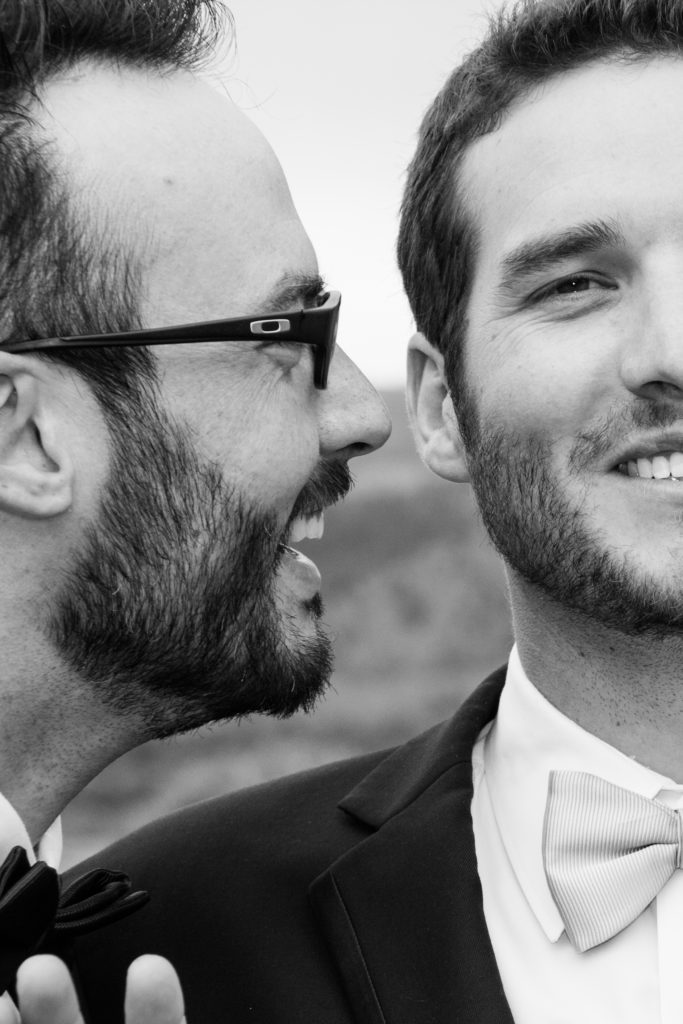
[69,0,683,1021]
[0,0,391,1019]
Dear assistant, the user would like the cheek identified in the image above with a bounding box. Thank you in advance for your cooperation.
[173,386,319,510]
[230,434,319,512]
[155,350,322,512]
[468,319,616,441]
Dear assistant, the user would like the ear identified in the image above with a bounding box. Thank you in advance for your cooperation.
[406,333,469,482]
[0,355,74,518]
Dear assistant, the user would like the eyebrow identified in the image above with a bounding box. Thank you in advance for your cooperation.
[499,219,625,291]
[263,272,327,312]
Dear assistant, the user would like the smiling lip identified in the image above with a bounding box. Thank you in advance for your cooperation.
[277,511,325,594]
[279,544,322,590]
[278,521,323,594]
[610,432,683,469]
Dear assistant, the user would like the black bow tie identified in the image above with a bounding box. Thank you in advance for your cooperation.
[0,845,148,992]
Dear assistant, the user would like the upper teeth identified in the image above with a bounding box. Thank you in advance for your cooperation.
[289,513,324,543]
[619,452,683,479]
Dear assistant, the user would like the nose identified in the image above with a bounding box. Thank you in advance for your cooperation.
[620,263,683,403]
[318,346,391,459]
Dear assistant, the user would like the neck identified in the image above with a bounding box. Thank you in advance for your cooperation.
[1,725,122,847]
[509,573,683,782]
[0,661,144,847]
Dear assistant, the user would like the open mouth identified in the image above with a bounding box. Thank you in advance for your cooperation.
[616,451,683,480]
[276,511,325,598]
[279,511,325,555]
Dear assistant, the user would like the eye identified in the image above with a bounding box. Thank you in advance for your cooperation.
[530,272,618,306]
[259,339,312,380]
[261,338,302,358]
[554,275,593,294]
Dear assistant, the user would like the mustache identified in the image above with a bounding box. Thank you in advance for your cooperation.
[570,401,683,469]
[289,460,354,521]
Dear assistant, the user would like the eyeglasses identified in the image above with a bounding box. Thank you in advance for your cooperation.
[2,290,341,390]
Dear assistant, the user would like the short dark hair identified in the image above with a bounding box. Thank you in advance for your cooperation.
[397,0,683,403]
[0,0,229,416]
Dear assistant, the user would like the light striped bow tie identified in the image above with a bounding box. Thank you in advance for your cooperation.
[542,770,683,952]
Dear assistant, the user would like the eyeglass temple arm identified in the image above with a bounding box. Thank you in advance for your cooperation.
[3,308,330,352]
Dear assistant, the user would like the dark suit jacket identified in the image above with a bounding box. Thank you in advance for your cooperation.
[70,667,515,1024]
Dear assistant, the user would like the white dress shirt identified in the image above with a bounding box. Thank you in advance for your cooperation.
[471,645,683,1024]
[0,791,62,870]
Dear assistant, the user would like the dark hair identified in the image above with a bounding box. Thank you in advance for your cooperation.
[0,0,229,416]
[397,0,683,402]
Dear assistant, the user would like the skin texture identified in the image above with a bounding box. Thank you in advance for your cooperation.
[0,62,390,844]
[408,55,683,781]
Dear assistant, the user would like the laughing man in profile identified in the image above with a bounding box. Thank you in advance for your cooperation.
[0,0,390,1020]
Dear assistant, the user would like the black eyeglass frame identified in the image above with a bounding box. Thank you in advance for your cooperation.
[2,290,341,390]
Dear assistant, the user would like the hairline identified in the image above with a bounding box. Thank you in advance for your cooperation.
[0,0,232,421]
[433,47,683,390]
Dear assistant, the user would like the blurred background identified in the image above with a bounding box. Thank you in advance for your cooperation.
[62,0,512,866]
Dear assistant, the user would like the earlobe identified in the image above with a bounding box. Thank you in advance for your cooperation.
[0,361,74,518]
[406,333,470,482]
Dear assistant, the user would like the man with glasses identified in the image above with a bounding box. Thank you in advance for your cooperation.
[0,0,389,1020]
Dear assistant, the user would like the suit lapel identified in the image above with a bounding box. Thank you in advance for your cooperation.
[310,668,515,1024]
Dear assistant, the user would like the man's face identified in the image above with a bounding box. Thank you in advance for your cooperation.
[452,56,683,634]
[39,64,390,735]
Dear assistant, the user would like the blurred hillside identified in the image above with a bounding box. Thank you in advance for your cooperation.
[62,391,512,865]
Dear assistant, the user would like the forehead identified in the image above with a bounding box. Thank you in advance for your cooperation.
[459,55,683,276]
[36,61,317,322]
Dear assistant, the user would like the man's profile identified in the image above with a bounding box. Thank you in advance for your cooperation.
[0,0,390,1017]
[72,0,683,1021]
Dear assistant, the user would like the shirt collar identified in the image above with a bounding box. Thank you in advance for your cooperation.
[0,790,62,870]
[484,645,682,942]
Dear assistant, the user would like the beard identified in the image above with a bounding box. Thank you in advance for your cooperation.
[48,389,350,739]
[458,388,683,638]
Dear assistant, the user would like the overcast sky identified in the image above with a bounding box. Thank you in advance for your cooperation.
[213,0,494,388]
